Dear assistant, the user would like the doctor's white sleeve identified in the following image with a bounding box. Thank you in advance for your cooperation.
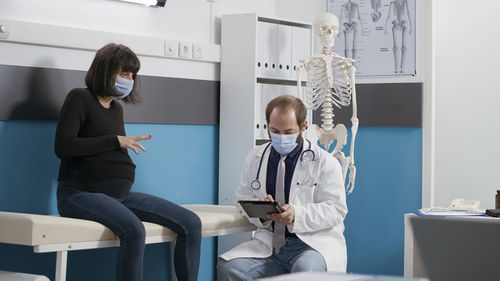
[234,150,271,228]
[289,155,348,233]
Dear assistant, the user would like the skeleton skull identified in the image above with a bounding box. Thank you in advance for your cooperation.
[314,13,339,49]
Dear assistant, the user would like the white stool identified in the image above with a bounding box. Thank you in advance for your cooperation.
[0,270,50,281]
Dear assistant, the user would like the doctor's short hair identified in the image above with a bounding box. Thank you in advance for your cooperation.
[85,43,141,104]
[265,95,307,127]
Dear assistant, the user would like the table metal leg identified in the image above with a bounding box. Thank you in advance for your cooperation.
[170,240,177,281]
[55,251,68,281]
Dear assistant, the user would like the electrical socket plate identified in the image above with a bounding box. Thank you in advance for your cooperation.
[164,39,178,57]
[178,41,192,59]
[0,23,10,39]
[192,43,203,60]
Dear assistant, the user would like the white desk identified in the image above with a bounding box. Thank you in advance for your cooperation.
[404,213,500,281]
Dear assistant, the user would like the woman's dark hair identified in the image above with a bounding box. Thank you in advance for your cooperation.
[85,43,141,104]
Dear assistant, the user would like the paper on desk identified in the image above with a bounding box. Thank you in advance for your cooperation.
[416,210,486,217]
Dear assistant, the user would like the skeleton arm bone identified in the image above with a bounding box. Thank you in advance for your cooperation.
[297,59,308,101]
[346,65,358,194]
[297,61,304,100]
[347,165,356,194]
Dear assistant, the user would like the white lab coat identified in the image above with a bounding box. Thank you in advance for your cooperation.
[219,138,348,272]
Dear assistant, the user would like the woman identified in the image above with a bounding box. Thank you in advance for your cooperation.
[55,43,201,281]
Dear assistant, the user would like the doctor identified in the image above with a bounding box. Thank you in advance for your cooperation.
[217,95,348,281]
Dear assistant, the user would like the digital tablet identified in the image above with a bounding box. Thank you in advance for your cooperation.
[238,200,283,219]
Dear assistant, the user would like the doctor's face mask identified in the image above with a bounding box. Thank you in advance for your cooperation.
[270,132,299,155]
[268,108,305,155]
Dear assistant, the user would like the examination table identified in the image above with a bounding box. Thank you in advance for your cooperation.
[0,204,255,281]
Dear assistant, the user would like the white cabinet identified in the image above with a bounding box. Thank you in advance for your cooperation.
[218,13,312,254]
[277,24,292,78]
[256,21,275,77]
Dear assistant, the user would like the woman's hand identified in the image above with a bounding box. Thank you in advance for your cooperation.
[117,135,152,155]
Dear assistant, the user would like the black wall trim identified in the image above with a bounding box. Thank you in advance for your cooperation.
[0,64,220,125]
[313,83,422,127]
[0,65,420,127]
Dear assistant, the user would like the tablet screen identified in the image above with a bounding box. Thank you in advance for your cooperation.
[238,200,282,219]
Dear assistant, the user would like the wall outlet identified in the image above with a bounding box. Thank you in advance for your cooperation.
[164,39,178,57]
[178,41,192,59]
[192,43,203,60]
[0,23,10,39]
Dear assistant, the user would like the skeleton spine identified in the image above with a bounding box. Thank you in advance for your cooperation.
[321,96,334,131]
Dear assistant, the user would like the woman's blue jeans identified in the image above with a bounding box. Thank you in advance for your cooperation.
[57,188,201,281]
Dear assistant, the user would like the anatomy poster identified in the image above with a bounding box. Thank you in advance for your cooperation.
[327,0,416,77]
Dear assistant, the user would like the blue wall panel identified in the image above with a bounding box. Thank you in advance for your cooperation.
[0,121,421,278]
[344,127,422,276]
[0,120,218,281]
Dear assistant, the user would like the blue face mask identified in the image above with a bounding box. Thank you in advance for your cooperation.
[270,132,299,155]
[114,77,134,99]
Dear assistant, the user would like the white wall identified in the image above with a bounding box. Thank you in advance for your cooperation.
[275,0,325,22]
[275,0,325,53]
[432,0,500,208]
[0,0,277,80]
[0,0,276,42]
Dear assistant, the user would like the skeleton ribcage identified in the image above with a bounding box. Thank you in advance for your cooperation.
[305,55,353,111]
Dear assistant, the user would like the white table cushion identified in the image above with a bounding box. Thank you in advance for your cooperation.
[0,204,252,246]
[0,270,50,281]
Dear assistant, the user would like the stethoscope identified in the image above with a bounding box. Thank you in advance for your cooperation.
[250,139,316,190]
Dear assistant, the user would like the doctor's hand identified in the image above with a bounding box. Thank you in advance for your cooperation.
[267,204,295,225]
[260,195,274,202]
[117,135,152,155]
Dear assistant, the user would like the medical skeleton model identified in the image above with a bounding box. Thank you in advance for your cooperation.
[384,0,412,73]
[297,13,359,194]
